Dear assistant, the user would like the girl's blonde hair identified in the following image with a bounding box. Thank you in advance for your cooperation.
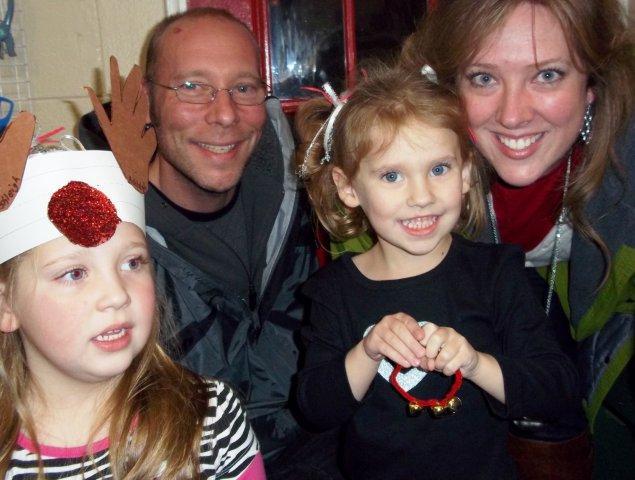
[401,0,635,276]
[0,253,209,479]
[295,65,485,240]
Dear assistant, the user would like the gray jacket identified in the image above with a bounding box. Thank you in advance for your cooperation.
[572,118,634,427]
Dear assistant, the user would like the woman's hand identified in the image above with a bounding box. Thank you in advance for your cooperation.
[362,312,426,367]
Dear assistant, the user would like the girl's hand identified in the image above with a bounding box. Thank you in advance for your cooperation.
[419,322,480,378]
[363,312,426,368]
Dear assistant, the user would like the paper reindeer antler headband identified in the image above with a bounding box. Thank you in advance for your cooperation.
[0,56,156,264]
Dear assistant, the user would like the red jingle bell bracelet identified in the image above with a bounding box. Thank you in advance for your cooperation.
[389,365,463,418]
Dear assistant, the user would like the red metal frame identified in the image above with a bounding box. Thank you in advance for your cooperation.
[252,1,272,93]
[343,0,357,90]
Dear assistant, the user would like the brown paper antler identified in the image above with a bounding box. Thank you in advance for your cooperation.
[0,112,36,211]
[86,56,156,193]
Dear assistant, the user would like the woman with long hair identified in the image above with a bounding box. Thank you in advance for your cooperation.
[401,0,634,477]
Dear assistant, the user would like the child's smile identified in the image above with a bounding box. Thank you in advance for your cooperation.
[399,215,439,235]
[334,120,471,277]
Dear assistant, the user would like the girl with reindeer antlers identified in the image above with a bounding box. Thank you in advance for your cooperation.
[0,57,265,479]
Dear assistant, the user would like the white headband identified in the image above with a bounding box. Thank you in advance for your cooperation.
[420,64,438,84]
[298,83,347,178]
[0,150,145,264]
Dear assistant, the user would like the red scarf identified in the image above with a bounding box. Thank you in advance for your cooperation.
[491,145,582,252]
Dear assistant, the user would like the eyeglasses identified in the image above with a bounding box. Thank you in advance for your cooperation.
[148,79,269,106]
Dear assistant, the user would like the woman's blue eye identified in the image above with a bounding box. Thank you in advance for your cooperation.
[431,164,449,176]
[382,171,402,183]
[536,69,563,83]
[468,72,495,87]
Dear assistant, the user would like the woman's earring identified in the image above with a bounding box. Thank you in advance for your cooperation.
[580,104,593,144]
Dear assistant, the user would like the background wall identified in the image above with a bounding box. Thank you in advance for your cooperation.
[14,0,165,136]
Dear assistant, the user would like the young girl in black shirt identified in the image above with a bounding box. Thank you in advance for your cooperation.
[294,66,579,479]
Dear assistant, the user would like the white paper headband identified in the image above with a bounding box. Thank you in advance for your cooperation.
[0,150,145,264]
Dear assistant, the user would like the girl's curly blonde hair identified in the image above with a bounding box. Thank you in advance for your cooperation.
[295,65,486,241]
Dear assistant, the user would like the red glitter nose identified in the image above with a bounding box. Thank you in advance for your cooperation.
[48,181,121,247]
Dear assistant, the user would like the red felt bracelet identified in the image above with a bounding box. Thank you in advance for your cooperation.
[389,365,462,408]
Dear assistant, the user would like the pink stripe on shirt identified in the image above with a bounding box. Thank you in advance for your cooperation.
[237,453,267,480]
[17,433,110,459]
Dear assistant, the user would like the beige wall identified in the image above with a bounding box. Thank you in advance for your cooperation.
[22,0,165,135]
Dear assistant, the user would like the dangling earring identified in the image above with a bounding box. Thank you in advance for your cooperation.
[579,103,593,144]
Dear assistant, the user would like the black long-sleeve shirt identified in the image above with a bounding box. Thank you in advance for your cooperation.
[297,235,579,479]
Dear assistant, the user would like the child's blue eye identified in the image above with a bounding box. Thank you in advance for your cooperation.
[430,164,449,176]
[382,171,402,183]
[60,268,86,282]
[122,256,146,271]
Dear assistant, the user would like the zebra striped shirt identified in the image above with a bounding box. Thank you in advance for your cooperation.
[6,379,264,479]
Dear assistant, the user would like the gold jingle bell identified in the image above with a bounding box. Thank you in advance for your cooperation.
[407,402,424,417]
[429,396,462,418]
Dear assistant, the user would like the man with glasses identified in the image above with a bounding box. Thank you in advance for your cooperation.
[79,8,324,477]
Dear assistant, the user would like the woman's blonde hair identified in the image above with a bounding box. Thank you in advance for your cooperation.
[401,0,635,274]
[0,253,209,479]
[295,65,485,240]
